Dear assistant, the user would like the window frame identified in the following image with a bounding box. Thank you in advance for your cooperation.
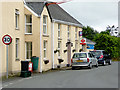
[58,24,61,38]
[15,38,20,60]
[75,27,77,40]
[75,42,77,51]
[68,26,70,39]
[58,41,61,58]
[43,40,47,59]
[25,15,32,34]
[25,42,32,61]
[43,15,48,35]
[15,9,19,30]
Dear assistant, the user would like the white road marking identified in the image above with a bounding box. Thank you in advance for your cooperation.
[9,83,13,85]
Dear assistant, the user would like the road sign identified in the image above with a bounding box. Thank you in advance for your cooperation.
[2,34,12,79]
[2,35,12,45]
[79,31,82,36]
[80,38,86,45]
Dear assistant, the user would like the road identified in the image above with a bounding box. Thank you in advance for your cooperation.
[2,62,118,88]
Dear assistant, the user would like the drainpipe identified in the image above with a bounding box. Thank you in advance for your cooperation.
[52,20,55,69]
[39,16,42,73]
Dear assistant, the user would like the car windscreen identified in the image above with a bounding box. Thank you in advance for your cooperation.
[73,53,87,58]
[90,51,102,57]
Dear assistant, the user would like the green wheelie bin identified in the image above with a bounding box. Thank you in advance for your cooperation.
[31,56,39,71]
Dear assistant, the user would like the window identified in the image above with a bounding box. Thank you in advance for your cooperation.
[68,26,70,38]
[43,15,47,35]
[26,42,32,60]
[43,41,47,59]
[75,27,77,40]
[16,38,19,60]
[75,42,77,51]
[73,53,87,58]
[58,41,61,57]
[88,53,93,58]
[25,15,32,34]
[15,9,19,29]
[58,24,61,38]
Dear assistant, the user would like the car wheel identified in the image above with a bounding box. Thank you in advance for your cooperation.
[108,60,112,65]
[103,60,106,66]
[88,63,92,69]
[95,62,98,68]
[72,67,76,70]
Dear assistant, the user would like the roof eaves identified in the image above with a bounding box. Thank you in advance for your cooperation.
[52,19,83,28]
[86,42,96,45]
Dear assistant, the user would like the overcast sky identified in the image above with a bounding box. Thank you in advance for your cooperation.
[49,0,119,32]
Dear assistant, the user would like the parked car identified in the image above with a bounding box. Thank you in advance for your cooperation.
[90,50,112,66]
[71,52,98,70]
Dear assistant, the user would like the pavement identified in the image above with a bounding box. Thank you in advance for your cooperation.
[1,61,119,88]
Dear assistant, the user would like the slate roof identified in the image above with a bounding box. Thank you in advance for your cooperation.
[26,2,45,16]
[25,2,83,27]
[47,3,83,27]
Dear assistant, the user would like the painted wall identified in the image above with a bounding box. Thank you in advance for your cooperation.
[1,1,83,76]
[1,1,25,75]
[0,1,2,77]
[40,6,52,71]
[53,23,82,68]
[24,6,52,72]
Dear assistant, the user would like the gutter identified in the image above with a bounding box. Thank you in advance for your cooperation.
[52,19,83,28]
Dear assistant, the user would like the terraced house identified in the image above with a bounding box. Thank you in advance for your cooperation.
[0,0,83,76]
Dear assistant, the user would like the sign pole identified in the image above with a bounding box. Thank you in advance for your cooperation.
[6,45,8,79]
[2,34,12,79]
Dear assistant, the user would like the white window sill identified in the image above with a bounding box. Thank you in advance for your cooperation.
[25,33,32,35]
[75,39,78,41]
[15,58,20,61]
[43,34,49,37]
[15,28,19,30]
[25,59,31,61]
[58,57,61,59]
[43,58,48,61]
[58,37,62,40]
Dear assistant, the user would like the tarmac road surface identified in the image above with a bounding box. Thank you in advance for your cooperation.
[2,61,119,88]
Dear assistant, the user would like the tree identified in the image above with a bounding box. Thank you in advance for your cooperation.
[94,33,120,58]
[82,26,98,41]
[82,25,120,59]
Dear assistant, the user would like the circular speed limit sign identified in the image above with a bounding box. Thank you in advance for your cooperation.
[2,35,12,45]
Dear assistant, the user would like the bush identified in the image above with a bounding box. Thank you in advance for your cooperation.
[94,34,120,59]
